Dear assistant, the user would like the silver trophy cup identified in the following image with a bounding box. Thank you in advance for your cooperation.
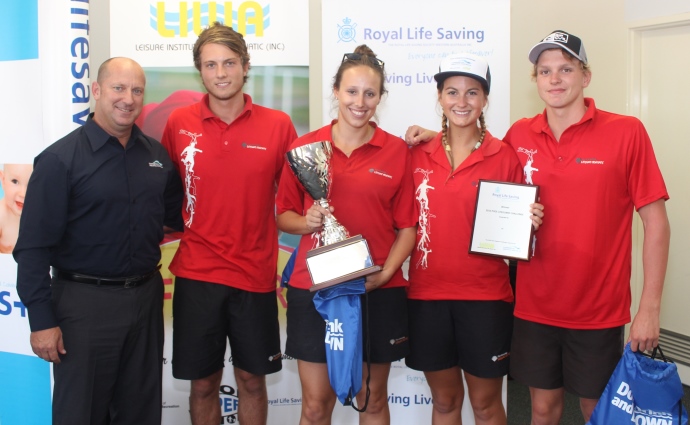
[286,141,381,291]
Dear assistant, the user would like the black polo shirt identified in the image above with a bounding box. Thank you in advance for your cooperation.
[14,115,183,332]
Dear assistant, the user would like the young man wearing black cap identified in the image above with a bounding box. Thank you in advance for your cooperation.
[504,30,670,424]
[404,30,671,424]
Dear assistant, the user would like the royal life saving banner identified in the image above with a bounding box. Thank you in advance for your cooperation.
[321,1,510,423]
[1,1,91,424]
[322,0,511,140]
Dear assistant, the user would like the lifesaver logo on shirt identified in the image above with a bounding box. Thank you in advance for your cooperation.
[369,168,392,179]
[414,168,435,269]
[576,157,605,165]
[179,130,203,228]
[241,142,268,151]
[517,147,539,185]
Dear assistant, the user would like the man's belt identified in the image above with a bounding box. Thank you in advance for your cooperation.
[52,265,161,288]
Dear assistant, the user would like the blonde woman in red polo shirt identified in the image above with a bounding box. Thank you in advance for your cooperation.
[404,54,543,425]
[276,45,417,425]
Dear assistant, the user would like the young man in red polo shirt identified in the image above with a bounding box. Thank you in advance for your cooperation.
[504,30,670,424]
[405,30,671,425]
[161,22,297,425]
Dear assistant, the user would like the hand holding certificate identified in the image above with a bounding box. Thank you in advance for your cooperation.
[469,180,539,261]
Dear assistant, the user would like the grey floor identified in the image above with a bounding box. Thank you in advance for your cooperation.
[507,379,690,425]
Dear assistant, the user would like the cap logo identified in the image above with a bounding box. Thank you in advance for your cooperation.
[453,58,472,67]
[544,32,568,43]
[446,58,475,72]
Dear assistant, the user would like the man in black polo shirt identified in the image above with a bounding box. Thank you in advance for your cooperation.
[14,57,183,425]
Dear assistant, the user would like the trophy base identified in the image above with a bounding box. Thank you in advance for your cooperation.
[306,234,381,292]
[309,265,382,292]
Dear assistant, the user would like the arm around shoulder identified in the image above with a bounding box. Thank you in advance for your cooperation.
[404,125,437,146]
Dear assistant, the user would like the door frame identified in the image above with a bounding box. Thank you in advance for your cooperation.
[627,12,690,384]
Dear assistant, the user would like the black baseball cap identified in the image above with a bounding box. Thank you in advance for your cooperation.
[528,30,588,65]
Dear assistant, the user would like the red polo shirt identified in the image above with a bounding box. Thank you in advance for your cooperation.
[162,94,297,292]
[408,131,522,302]
[504,98,669,329]
[276,121,417,290]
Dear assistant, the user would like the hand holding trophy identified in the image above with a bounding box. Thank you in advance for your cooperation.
[286,141,381,291]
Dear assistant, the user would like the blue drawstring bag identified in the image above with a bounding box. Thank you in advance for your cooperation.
[587,343,688,425]
[312,278,366,407]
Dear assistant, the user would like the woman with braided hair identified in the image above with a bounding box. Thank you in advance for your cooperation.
[405,54,543,425]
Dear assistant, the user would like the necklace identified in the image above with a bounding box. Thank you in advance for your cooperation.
[442,127,486,171]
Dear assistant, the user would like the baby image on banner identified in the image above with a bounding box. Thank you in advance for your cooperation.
[0,164,34,255]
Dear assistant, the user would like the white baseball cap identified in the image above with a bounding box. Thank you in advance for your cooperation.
[434,53,491,94]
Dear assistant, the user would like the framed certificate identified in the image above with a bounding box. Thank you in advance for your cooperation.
[469,180,539,261]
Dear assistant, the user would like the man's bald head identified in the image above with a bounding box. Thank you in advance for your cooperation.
[97,57,146,86]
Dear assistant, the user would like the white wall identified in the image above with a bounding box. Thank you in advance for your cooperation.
[625,0,690,22]
[509,0,628,120]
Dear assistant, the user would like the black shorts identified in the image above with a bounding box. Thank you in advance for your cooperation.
[285,286,409,363]
[510,318,624,399]
[405,299,513,378]
[172,277,282,380]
